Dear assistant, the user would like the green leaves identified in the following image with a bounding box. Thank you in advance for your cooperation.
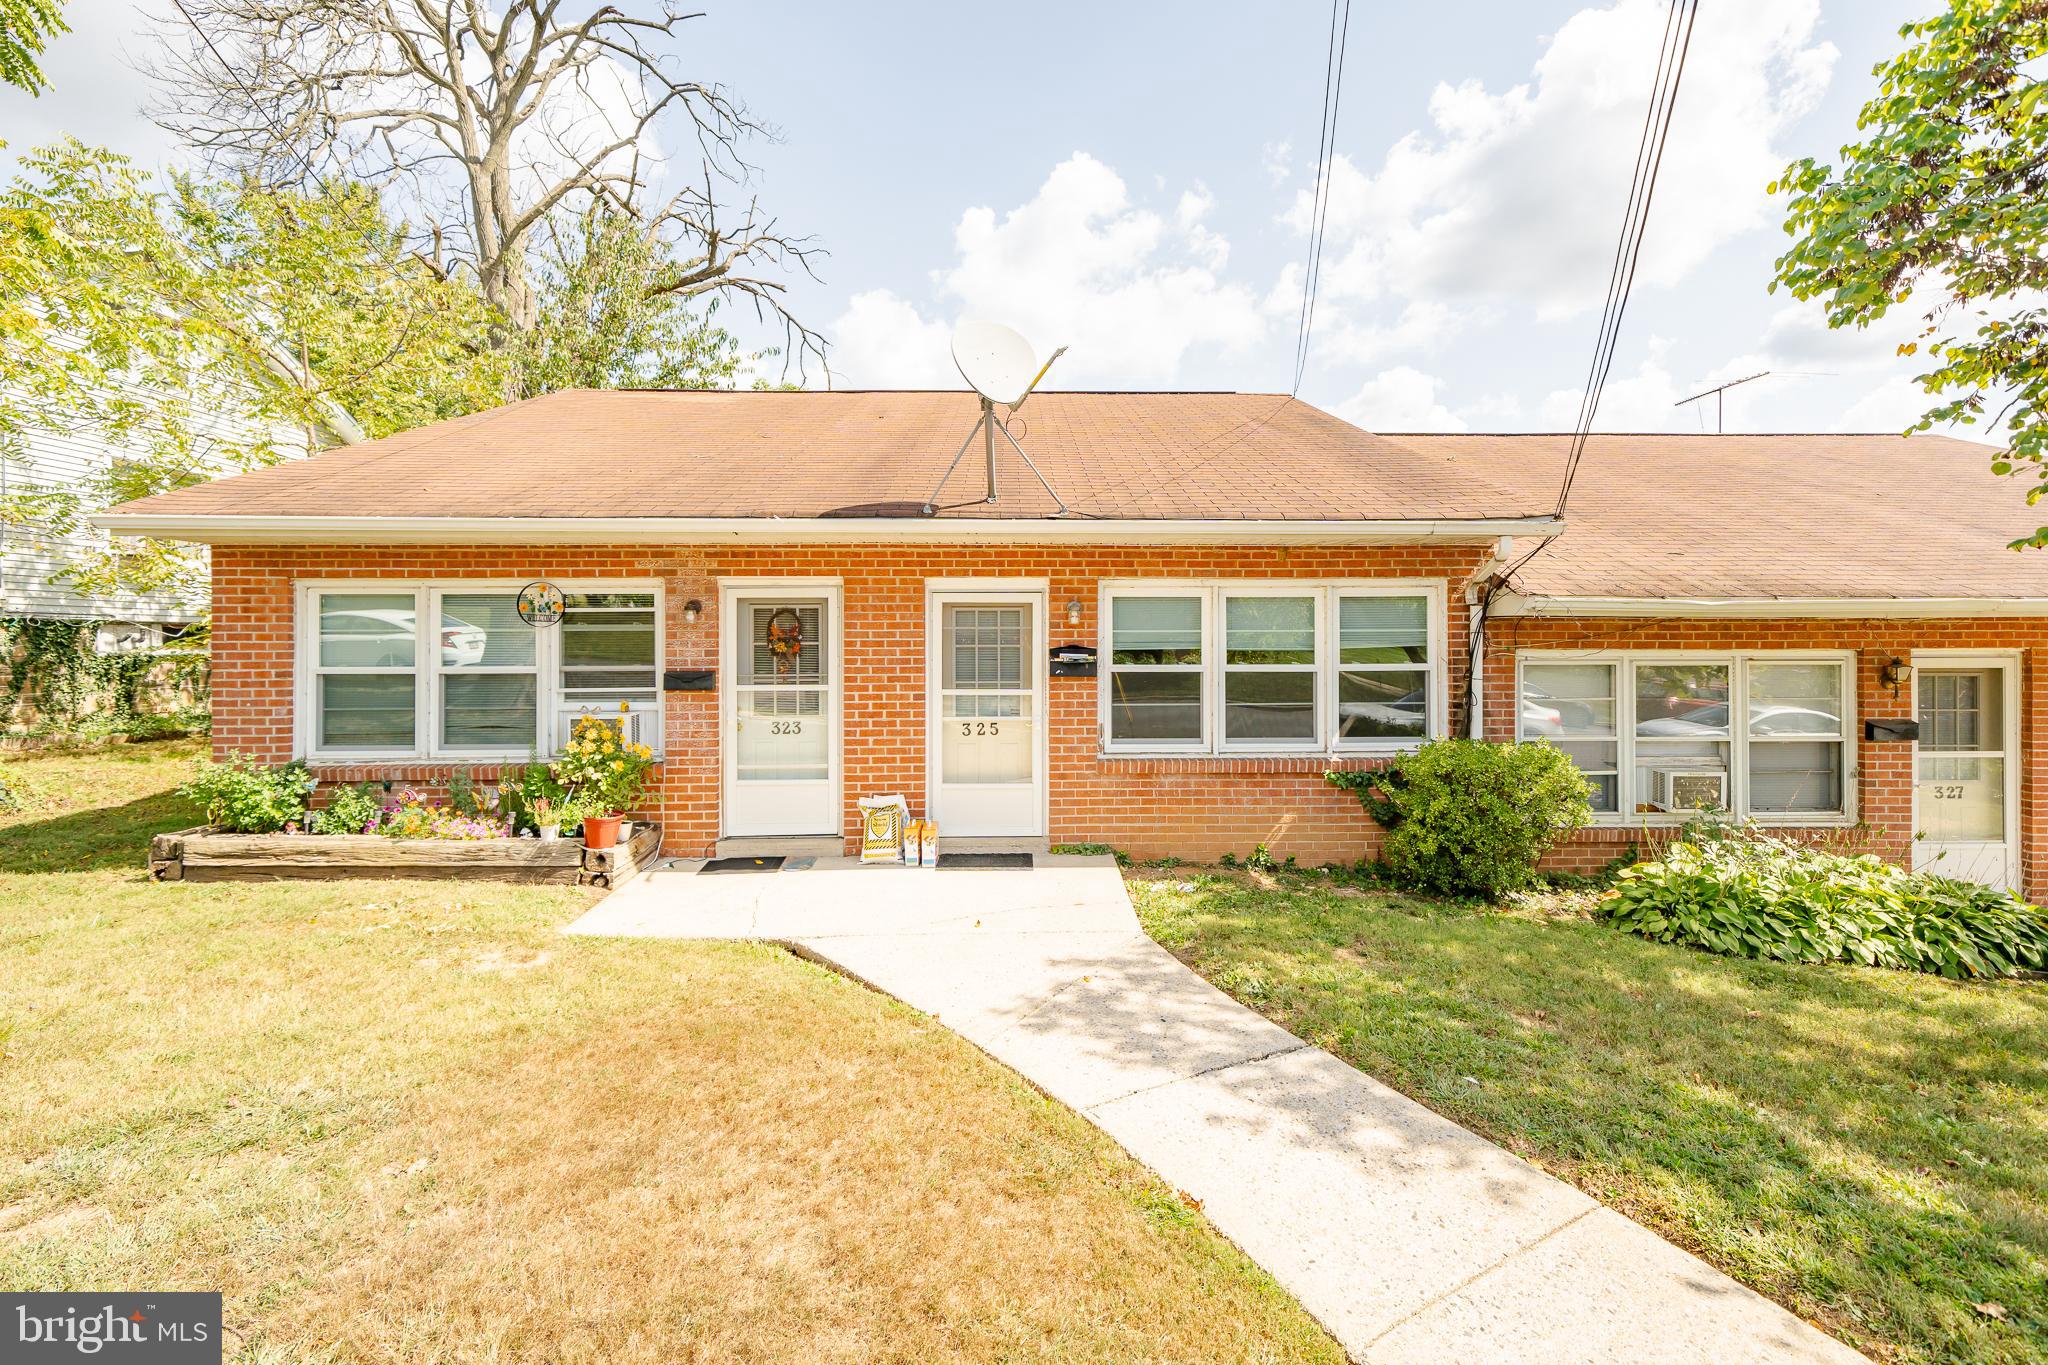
[1772,0,2048,521]
[1604,826,2048,979]
[1327,739,1594,900]
[176,754,316,833]
[0,0,67,95]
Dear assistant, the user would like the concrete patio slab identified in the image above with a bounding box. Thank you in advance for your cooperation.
[563,856,1866,1365]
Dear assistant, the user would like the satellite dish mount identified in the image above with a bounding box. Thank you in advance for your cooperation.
[925,321,1073,516]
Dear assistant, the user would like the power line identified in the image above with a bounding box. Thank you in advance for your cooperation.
[1550,0,1699,522]
[1068,0,1353,509]
[1293,0,1354,395]
[169,0,329,191]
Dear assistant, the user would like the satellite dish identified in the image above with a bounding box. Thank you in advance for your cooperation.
[924,320,1075,516]
[952,320,1041,406]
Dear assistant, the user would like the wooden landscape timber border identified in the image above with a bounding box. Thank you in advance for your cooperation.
[148,822,663,890]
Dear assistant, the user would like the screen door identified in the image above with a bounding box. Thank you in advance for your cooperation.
[724,595,837,836]
[929,593,1043,836]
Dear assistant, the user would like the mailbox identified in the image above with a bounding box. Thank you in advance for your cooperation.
[1049,644,1097,678]
[1864,718,1920,743]
[663,668,715,693]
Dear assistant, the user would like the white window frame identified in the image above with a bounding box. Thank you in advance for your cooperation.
[1097,580,1447,757]
[1101,585,1213,751]
[1515,649,1858,826]
[1217,585,1326,753]
[295,579,664,763]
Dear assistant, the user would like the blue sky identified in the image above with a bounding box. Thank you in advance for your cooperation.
[2,0,1949,435]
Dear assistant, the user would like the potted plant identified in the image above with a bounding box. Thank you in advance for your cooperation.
[551,711,656,850]
[531,795,560,841]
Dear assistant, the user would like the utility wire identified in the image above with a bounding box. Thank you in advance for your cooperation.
[1071,0,1353,508]
[1293,0,1354,394]
[1550,0,1698,523]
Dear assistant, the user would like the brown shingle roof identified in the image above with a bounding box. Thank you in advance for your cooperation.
[1461,432,2044,601]
[97,389,2045,601]
[101,388,1548,523]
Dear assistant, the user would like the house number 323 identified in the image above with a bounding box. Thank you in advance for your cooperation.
[770,721,804,736]
[960,721,1002,737]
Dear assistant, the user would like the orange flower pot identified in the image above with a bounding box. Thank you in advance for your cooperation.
[583,815,621,849]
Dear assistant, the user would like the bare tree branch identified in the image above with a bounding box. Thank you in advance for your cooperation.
[146,0,825,369]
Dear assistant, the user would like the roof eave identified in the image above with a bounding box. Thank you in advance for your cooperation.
[88,512,1565,547]
[1496,592,2048,620]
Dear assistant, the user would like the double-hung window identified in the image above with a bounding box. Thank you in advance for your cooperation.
[1102,583,1443,755]
[1518,653,1851,820]
[1221,592,1319,746]
[1105,593,1209,747]
[311,592,419,753]
[301,582,661,761]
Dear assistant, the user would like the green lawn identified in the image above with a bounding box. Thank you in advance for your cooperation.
[1133,868,2048,1365]
[0,742,1340,1363]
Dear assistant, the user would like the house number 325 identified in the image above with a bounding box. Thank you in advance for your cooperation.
[961,721,1002,737]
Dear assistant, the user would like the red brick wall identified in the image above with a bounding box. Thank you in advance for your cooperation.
[1483,614,2048,900]
[208,544,2048,892]
[210,542,1488,864]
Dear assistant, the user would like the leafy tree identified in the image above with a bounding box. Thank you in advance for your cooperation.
[0,139,504,595]
[0,0,67,95]
[1772,1,2048,545]
[516,203,750,395]
[1,140,767,601]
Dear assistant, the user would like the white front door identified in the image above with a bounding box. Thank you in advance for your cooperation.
[723,591,839,836]
[1913,658,2019,890]
[929,591,1046,837]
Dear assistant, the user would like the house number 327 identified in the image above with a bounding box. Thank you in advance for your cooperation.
[960,721,1002,737]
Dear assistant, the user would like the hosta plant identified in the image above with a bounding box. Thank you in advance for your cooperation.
[1606,824,2048,980]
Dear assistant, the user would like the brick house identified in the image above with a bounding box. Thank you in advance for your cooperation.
[94,389,2048,898]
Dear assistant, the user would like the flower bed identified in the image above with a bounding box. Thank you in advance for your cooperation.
[147,821,662,888]
[156,715,665,886]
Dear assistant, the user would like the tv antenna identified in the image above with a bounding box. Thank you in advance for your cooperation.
[924,321,1073,515]
[1674,370,1769,433]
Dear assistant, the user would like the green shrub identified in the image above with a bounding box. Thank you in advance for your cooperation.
[1605,825,2048,979]
[1327,739,1592,899]
[310,781,383,835]
[178,754,315,833]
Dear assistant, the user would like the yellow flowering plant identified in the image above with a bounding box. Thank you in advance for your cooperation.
[551,712,656,816]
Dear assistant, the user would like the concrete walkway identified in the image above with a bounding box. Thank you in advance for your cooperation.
[567,855,1865,1364]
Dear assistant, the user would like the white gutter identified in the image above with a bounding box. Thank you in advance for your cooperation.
[1495,593,2048,619]
[88,512,1566,547]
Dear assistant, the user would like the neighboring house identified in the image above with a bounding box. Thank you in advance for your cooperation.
[92,389,2048,897]
[2,421,202,643]
[2,367,307,646]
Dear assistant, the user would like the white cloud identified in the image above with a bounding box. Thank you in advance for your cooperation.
[1337,366,1468,431]
[828,291,956,388]
[826,152,1266,388]
[1290,0,1836,341]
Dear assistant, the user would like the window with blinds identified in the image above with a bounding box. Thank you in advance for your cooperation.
[302,582,662,760]
[1100,584,1441,754]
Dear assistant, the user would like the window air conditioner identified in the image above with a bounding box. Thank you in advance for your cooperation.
[1647,765,1727,813]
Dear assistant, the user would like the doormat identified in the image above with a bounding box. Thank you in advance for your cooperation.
[936,853,1033,869]
[701,856,786,874]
